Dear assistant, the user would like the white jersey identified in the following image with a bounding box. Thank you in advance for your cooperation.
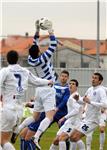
[57,91,82,136]
[83,85,107,123]
[65,91,82,124]
[0,64,50,110]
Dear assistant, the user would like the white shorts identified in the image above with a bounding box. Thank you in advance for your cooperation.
[0,108,18,132]
[57,120,75,136]
[34,86,56,112]
[99,112,107,127]
[75,120,98,136]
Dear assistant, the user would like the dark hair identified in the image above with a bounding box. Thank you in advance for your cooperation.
[61,70,69,76]
[70,79,79,87]
[7,50,18,64]
[29,44,40,59]
[94,72,103,81]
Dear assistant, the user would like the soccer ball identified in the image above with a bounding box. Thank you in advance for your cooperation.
[39,17,52,30]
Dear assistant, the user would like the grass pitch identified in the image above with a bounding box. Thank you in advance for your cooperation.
[14,123,107,150]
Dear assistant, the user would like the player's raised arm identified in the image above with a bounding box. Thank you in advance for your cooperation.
[28,71,53,86]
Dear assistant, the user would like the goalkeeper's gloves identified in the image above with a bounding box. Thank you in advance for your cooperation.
[47,21,54,34]
[35,20,40,32]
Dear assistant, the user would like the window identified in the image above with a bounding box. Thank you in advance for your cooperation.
[60,62,66,68]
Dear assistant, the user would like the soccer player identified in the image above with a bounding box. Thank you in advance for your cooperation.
[0,50,53,150]
[49,79,85,150]
[69,73,107,148]
[15,19,58,150]
[99,108,107,150]
[86,87,107,150]
[19,70,70,150]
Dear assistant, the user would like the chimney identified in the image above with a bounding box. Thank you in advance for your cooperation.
[2,39,6,46]
[25,32,29,38]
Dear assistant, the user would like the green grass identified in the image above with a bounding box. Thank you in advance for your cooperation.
[14,123,107,150]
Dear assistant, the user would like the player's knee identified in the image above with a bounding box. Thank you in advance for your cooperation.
[70,135,77,142]
[24,133,35,141]
[20,127,28,138]
[70,134,79,142]
[100,129,105,133]
[58,133,68,141]
[53,136,59,145]
[99,126,105,133]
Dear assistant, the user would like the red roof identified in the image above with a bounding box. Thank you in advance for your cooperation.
[0,35,106,56]
[84,42,107,55]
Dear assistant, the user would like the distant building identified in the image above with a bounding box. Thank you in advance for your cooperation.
[0,34,106,68]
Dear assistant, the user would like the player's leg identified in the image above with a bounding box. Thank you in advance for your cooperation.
[86,131,93,150]
[33,87,56,149]
[20,112,45,150]
[1,132,15,150]
[99,126,106,150]
[58,132,69,150]
[33,110,55,149]
[99,112,106,150]
[1,109,17,150]
[69,129,85,150]
[70,121,98,150]
[0,145,2,150]
[69,141,77,150]
[20,127,30,150]
[49,135,60,150]
[49,116,69,150]
[17,114,39,133]
[55,114,70,150]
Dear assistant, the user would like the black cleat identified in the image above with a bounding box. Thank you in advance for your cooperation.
[11,132,19,144]
[32,137,41,150]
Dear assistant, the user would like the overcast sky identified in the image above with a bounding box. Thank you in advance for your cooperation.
[1,0,107,39]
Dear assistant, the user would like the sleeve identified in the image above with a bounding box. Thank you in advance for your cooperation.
[32,33,39,46]
[29,35,57,65]
[77,89,89,105]
[90,89,107,109]
[27,35,57,66]
[28,71,50,86]
[58,88,70,110]
[0,68,7,95]
[40,35,57,63]
[76,97,85,105]
[64,107,79,119]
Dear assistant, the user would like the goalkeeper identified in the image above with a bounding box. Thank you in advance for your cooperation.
[12,19,58,150]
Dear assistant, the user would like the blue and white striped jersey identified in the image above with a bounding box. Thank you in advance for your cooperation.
[28,34,57,82]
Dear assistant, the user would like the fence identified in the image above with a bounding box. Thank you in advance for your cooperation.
[24,67,107,101]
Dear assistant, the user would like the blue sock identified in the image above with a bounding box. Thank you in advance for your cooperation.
[20,138,27,150]
[27,139,36,150]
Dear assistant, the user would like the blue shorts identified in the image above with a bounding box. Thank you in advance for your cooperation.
[28,111,67,132]
[28,112,45,132]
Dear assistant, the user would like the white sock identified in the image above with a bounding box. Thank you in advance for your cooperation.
[0,145,2,150]
[100,132,105,148]
[49,144,58,150]
[59,141,66,150]
[86,134,92,150]
[3,142,15,150]
[34,117,51,140]
[18,116,35,133]
[77,140,85,150]
[70,142,77,150]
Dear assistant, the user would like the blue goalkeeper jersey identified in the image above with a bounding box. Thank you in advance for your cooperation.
[54,82,70,117]
[28,34,57,82]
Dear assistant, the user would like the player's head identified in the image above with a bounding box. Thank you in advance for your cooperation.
[59,70,69,85]
[92,72,103,86]
[69,79,79,93]
[7,50,19,64]
[29,44,40,59]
